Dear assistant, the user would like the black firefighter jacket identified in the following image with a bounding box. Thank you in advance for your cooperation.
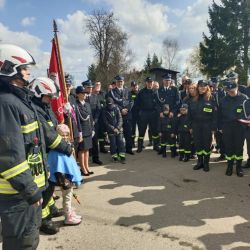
[0,78,47,205]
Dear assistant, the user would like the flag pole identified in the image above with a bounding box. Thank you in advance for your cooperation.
[53,19,74,143]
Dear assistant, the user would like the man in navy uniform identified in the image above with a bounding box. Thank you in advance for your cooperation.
[107,75,134,154]
[136,77,161,152]
[158,73,180,116]
[130,81,139,148]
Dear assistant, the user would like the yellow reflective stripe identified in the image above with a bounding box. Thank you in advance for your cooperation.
[119,153,126,157]
[203,108,212,113]
[42,205,50,219]
[34,173,45,188]
[184,150,191,154]
[237,108,242,113]
[167,125,172,128]
[112,154,118,158]
[21,121,39,134]
[0,172,45,195]
[49,134,62,149]
[48,197,55,207]
[47,121,54,127]
[1,160,29,180]
[0,178,18,194]
[235,155,243,160]
[225,155,235,160]
[184,125,188,128]
[138,137,144,139]
[152,136,159,139]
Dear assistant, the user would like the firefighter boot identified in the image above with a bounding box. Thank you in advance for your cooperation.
[137,139,143,153]
[225,160,234,176]
[236,160,244,177]
[193,155,204,170]
[179,152,184,161]
[183,153,190,162]
[203,155,210,172]
[162,146,167,158]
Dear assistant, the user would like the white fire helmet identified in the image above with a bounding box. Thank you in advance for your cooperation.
[30,77,59,98]
[0,44,35,78]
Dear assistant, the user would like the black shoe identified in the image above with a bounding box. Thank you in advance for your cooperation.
[40,220,59,235]
[203,164,210,172]
[88,171,94,175]
[126,150,134,155]
[112,157,119,163]
[225,161,233,176]
[81,170,89,176]
[183,154,190,162]
[50,206,64,218]
[193,164,203,170]
[120,157,126,164]
[179,154,184,161]
[93,159,103,165]
[100,148,108,154]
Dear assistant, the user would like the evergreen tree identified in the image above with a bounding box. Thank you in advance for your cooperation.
[200,0,250,84]
[87,64,97,82]
[151,53,162,68]
[144,53,151,72]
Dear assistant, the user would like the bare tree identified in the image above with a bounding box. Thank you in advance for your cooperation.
[186,46,204,78]
[86,10,130,86]
[162,38,179,69]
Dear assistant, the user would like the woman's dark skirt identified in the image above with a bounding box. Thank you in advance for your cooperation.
[78,135,92,151]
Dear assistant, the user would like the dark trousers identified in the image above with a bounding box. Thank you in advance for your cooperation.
[122,119,133,152]
[215,130,225,155]
[160,131,176,149]
[131,112,138,140]
[179,132,192,154]
[245,127,250,158]
[138,111,159,140]
[91,124,100,160]
[192,122,213,156]
[0,200,41,250]
[222,122,245,160]
[109,133,125,157]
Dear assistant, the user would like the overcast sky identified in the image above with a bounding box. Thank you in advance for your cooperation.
[0,0,221,84]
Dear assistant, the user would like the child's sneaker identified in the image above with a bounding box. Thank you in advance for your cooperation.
[64,211,82,226]
[71,208,82,220]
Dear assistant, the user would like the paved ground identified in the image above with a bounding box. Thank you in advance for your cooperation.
[1,145,250,250]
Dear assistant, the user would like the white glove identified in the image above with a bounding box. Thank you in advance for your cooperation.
[63,102,72,114]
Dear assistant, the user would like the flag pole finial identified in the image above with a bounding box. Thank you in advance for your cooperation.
[53,19,58,33]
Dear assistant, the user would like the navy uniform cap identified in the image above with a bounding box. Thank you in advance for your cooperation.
[197,80,208,86]
[76,86,88,94]
[180,103,188,109]
[131,81,137,87]
[226,72,238,79]
[145,76,153,82]
[82,79,93,87]
[115,75,124,81]
[162,73,172,80]
[223,81,238,90]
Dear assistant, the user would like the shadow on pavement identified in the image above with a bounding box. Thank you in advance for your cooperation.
[87,146,250,250]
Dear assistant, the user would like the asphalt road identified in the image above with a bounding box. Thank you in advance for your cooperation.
[1,145,250,250]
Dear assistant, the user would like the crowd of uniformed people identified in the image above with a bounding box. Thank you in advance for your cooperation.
[1,43,250,250]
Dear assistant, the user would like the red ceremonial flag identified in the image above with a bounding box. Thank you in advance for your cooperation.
[48,38,65,123]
